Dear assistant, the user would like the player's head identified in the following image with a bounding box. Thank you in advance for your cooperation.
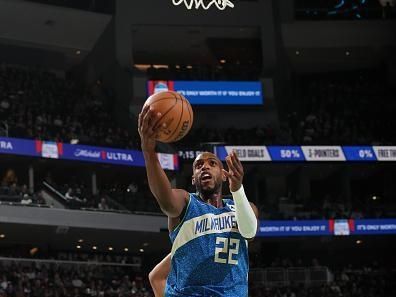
[192,152,226,196]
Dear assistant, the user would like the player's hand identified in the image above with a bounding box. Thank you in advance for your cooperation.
[138,105,164,152]
[222,150,244,192]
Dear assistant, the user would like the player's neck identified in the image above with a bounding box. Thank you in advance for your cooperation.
[200,192,223,208]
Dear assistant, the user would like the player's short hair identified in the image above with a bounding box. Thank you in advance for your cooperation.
[192,152,223,170]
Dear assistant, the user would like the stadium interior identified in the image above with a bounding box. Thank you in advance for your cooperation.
[0,0,395,296]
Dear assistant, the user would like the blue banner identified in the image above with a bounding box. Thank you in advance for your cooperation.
[354,219,396,235]
[258,220,331,237]
[0,137,178,170]
[342,146,377,162]
[268,146,305,162]
[147,80,263,105]
[0,137,40,157]
[62,144,146,167]
[215,145,396,162]
[257,219,396,237]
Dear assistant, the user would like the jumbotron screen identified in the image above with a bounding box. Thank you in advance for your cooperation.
[147,80,264,105]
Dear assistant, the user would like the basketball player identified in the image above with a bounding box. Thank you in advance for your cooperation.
[138,105,258,297]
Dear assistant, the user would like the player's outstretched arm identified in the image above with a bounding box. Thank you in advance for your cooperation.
[149,253,171,297]
[223,151,259,239]
[138,105,187,218]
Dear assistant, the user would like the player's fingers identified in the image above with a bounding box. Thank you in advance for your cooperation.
[140,112,151,134]
[138,106,148,130]
[142,109,159,134]
[139,105,150,127]
[222,169,234,179]
[232,150,243,168]
[231,151,243,175]
[138,113,142,133]
[138,114,145,134]
[148,118,166,139]
[226,156,241,178]
[222,169,230,177]
[225,156,235,173]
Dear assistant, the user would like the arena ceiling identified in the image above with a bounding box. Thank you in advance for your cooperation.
[0,0,111,68]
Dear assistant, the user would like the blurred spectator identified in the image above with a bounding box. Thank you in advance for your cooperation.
[0,259,152,297]
[64,188,75,201]
[287,69,396,145]
[1,169,18,188]
[98,197,110,210]
[0,64,135,150]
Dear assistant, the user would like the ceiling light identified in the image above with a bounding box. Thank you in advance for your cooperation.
[76,245,81,249]
[92,246,97,250]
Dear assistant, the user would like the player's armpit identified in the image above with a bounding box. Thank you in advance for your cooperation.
[149,253,171,297]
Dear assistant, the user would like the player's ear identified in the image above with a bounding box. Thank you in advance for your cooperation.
[192,175,196,186]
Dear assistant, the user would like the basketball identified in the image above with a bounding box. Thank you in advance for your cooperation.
[143,91,193,143]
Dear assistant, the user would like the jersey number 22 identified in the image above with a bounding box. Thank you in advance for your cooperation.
[214,237,240,265]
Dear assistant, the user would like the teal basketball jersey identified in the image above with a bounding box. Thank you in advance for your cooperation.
[165,193,249,297]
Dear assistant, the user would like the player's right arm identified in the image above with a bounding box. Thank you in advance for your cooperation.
[138,105,188,218]
[149,253,171,297]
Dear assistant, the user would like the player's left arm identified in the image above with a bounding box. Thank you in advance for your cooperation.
[149,253,171,297]
[248,201,259,240]
[223,151,259,239]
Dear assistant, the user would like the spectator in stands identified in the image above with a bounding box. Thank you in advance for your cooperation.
[20,195,32,205]
[64,188,75,201]
[0,64,135,150]
[98,197,110,210]
[1,169,18,188]
[128,182,139,195]
[8,183,19,196]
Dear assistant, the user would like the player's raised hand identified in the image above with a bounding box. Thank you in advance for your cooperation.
[138,105,165,152]
[222,150,244,192]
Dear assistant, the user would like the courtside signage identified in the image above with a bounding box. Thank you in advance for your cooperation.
[215,146,271,161]
[342,146,377,161]
[0,137,178,170]
[215,145,396,162]
[301,146,346,161]
[372,146,396,161]
[258,219,396,237]
[268,146,305,161]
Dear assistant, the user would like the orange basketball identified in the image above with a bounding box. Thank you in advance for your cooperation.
[143,91,193,143]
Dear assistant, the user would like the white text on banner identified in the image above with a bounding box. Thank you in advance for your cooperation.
[302,146,345,161]
[373,146,396,161]
[225,146,271,161]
